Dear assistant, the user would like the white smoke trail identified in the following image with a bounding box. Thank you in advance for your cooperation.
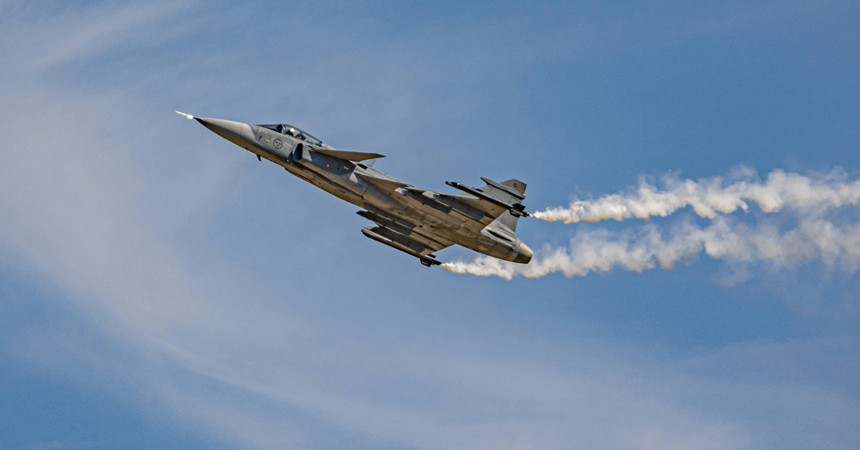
[442,215,860,279]
[532,167,860,224]
[444,167,860,279]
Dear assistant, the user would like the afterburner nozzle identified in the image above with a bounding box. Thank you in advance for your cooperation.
[514,242,533,264]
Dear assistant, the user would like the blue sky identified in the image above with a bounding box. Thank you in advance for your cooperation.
[1,1,859,449]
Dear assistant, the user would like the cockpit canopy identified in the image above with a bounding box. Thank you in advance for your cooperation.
[259,124,324,147]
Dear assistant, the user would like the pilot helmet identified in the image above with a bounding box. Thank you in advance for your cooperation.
[289,127,296,135]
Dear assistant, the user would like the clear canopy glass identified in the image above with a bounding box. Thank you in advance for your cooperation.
[259,124,323,146]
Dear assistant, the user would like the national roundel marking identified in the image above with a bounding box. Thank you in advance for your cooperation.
[273,139,283,149]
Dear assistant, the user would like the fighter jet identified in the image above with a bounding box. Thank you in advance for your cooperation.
[178,111,533,267]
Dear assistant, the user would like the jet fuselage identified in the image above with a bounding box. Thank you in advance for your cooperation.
[190,115,533,266]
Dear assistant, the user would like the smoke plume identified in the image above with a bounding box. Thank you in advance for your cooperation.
[443,167,860,279]
[532,167,860,224]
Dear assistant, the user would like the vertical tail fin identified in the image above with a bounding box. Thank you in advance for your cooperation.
[495,210,521,233]
[479,178,527,233]
[496,178,527,196]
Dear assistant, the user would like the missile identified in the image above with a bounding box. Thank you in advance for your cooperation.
[360,226,441,267]
[445,181,529,217]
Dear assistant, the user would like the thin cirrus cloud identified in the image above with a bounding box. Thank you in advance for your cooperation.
[1,1,858,449]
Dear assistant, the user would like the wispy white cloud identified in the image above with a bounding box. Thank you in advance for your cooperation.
[1,1,858,449]
[0,1,192,72]
[0,78,761,447]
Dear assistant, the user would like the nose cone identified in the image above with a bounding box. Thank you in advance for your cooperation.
[514,242,533,264]
[195,117,253,146]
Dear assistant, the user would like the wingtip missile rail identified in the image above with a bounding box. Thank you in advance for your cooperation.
[445,181,530,217]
